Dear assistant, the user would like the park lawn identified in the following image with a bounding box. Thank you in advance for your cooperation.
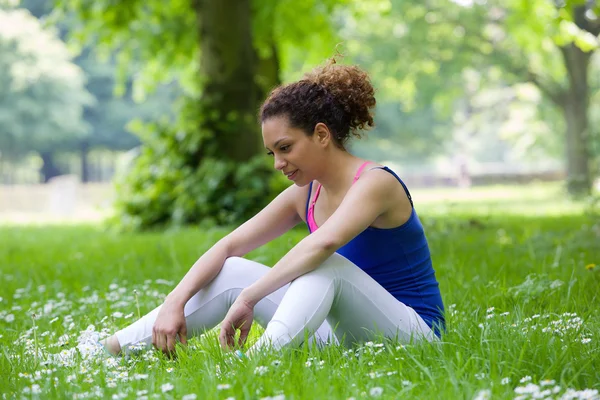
[0,185,599,399]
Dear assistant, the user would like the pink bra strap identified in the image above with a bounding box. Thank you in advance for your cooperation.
[352,161,371,183]
[308,161,370,232]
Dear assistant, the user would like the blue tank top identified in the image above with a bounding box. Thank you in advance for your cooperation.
[305,166,445,336]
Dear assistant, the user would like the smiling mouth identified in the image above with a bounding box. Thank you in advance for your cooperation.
[285,170,298,179]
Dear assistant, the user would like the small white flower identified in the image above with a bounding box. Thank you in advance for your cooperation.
[369,387,383,397]
[500,312,510,316]
[166,367,174,373]
[514,383,539,395]
[581,338,592,344]
[161,383,174,393]
[540,379,555,386]
[519,376,532,383]
[136,390,148,396]
[501,377,511,385]
[5,314,14,323]
[112,312,123,318]
[182,395,197,400]
[305,361,312,367]
[217,384,231,390]
[473,389,490,400]
[254,366,268,376]
[475,373,486,380]
[134,374,148,380]
[271,360,281,367]
[486,307,495,313]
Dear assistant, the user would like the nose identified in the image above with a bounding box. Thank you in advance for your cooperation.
[274,155,287,171]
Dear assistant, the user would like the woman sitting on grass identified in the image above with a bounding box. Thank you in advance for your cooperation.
[100,58,445,356]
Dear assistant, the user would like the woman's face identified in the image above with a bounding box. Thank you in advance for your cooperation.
[262,116,326,186]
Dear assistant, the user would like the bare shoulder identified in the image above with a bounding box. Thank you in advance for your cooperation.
[354,165,412,228]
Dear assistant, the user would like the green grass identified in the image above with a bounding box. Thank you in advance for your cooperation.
[1,184,599,399]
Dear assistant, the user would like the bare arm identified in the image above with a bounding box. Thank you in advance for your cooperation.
[164,183,302,308]
[239,170,397,306]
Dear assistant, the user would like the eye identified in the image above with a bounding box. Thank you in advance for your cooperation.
[266,151,274,156]
[280,145,290,151]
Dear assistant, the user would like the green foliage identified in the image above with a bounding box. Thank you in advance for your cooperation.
[111,97,289,231]
[0,7,92,160]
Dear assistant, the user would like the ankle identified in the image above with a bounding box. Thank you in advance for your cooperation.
[101,335,121,356]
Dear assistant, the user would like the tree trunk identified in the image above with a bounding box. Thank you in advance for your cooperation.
[80,141,90,183]
[560,43,592,196]
[40,151,62,183]
[256,41,281,102]
[196,0,261,162]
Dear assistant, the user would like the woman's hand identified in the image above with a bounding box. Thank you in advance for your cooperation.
[152,301,188,356]
[219,297,255,350]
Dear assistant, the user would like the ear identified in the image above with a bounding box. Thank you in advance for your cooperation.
[313,122,333,146]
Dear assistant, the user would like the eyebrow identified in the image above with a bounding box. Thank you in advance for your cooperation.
[265,137,289,150]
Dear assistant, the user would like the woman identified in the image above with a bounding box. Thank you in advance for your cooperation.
[100,59,445,356]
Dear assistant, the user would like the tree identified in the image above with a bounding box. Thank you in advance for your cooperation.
[52,0,349,228]
[344,0,600,195]
[0,6,92,182]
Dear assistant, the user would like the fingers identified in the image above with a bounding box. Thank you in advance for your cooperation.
[179,323,188,346]
[166,335,176,354]
[238,325,250,348]
[218,324,229,350]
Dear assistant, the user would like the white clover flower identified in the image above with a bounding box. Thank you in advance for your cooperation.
[473,389,491,400]
[254,366,268,376]
[369,387,383,397]
[161,383,174,393]
[514,383,539,395]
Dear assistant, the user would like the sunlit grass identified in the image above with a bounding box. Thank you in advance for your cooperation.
[1,185,599,399]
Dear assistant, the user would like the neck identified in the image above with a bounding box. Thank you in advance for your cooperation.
[314,150,364,197]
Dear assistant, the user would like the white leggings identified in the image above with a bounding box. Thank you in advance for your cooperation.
[115,253,435,354]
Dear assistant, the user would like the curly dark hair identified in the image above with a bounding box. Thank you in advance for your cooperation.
[260,57,376,149]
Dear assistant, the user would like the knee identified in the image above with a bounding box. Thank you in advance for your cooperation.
[216,256,268,288]
[220,256,247,278]
[316,253,353,274]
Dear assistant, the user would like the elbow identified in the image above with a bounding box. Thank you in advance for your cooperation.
[318,236,341,254]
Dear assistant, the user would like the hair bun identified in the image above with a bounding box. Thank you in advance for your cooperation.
[304,58,376,135]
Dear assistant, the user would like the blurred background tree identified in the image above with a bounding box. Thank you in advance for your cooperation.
[1,0,598,227]
[343,0,600,195]
[0,5,91,182]
[44,0,350,229]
